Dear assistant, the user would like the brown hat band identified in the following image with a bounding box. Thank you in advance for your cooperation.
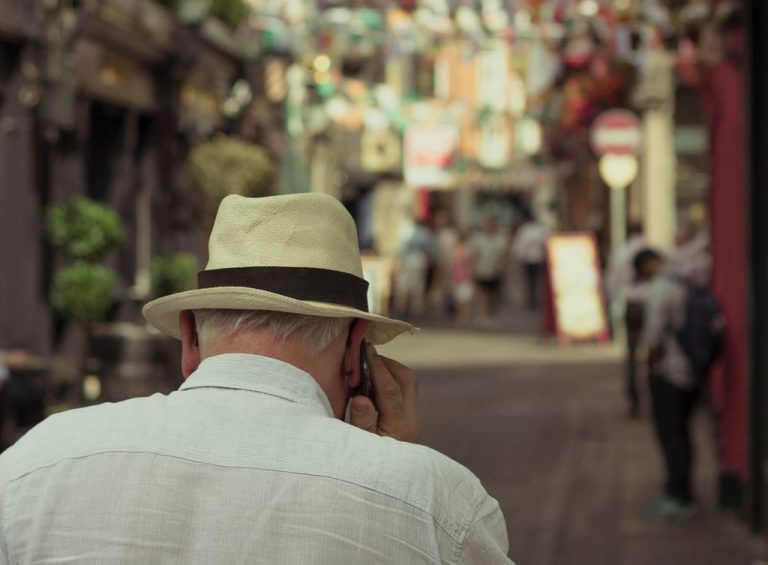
[198,267,370,312]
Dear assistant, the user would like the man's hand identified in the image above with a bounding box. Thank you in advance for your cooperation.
[648,344,664,375]
[349,345,419,442]
[1,349,35,371]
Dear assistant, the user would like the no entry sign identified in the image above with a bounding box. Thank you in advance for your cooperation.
[590,109,642,156]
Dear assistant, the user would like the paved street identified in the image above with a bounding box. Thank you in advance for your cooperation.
[380,318,768,565]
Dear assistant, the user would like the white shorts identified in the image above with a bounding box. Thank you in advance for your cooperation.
[453,282,474,302]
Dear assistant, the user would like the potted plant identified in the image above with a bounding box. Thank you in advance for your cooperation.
[188,135,276,222]
[47,198,124,404]
[151,252,199,298]
[170,0,249,31]
[48,197,123,264]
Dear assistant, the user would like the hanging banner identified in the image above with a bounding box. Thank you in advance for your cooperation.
[477,115,511,169]
[361,128,401,173]
[478,39,508,111]
[546,232,610,345]
[404,123,459,188]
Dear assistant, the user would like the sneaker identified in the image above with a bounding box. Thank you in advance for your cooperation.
[647,495,699,521]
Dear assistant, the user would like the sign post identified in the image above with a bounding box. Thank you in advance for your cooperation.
[590,109,643,157]
[590,109,642,254]
[590,109,642,341]
[599,153,639,251]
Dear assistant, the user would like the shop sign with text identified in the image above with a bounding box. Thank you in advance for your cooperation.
[404,124,459,188]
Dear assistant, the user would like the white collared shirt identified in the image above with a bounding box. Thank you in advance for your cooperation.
[605,234,651,304]
[512,223,549,265]
[642,273,695,389]
[0,354,512,564]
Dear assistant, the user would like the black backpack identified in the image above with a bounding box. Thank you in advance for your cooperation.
[673,276,726,379]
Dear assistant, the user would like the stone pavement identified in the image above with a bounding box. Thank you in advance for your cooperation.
[379,319,768,565]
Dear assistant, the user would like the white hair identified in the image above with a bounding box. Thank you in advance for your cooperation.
[193,309,352,354]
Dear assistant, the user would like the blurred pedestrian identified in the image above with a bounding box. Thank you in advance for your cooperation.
[635,248,701,520]
[450,230,474,329]
[512,212,549,311]
[427,208,458,317]
[0,194,514,562]
[0,350,34,383]
[606,222,650,418]
[0,350,27,449]
[0,348,44,451]
[670,208,712,288]
[471,216,508,328]
[393,220,433,319]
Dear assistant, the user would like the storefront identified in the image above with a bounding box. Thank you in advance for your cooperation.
[171,19,247,258]
[0,1,49,354]
[55,1,177,318]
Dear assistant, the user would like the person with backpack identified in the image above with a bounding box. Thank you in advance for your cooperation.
[634,248,724,520]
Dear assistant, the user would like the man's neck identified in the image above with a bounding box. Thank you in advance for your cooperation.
[200,331,348,419]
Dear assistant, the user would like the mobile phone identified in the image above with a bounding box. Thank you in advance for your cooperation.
[354,341,374,400]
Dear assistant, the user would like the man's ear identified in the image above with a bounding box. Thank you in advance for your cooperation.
[343,318,370,389]
[179,310,201,379]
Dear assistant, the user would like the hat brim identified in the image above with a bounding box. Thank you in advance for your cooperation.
[143,287,416,345]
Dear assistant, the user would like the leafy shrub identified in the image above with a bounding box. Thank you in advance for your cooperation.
[154,0,247,29]
[210,0,248,30]
[151,252,199,297]
[48,198,123,262]
[52,263,118,325]
[155,0,182,10]
[188,135,276,218]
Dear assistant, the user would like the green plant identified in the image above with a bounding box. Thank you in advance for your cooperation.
[153,0,248,28]
[151,252,199,297]
[210,0,248,30]
[51,263,118,325]
[188,135,276,218]
[154,0,182,10]
[48,198,123,262]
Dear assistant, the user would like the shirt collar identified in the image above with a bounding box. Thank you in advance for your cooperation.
[179,353,335,418]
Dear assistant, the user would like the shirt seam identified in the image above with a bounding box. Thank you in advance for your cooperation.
[0,483,12,562]
[179,384,333,417]
[6,449,467,543]
[180,354,333,413]
[179,385,302,404]
[452,494,491,562]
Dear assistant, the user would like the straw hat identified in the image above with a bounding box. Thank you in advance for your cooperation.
[143,193,414,345]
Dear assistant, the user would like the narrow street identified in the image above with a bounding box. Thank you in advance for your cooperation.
[380,309,767,565]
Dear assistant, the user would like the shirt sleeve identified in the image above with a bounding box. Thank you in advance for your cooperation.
[457,495,516,564]
[643,278,672,347]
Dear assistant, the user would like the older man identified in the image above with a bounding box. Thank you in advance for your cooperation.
[0,194,512,563]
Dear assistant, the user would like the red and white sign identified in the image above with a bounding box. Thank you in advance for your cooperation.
[404,124,459,188]
[590,109,642,157]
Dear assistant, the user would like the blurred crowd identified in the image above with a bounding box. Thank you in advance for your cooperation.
[390,207,550,330]
[388,199,712,339]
